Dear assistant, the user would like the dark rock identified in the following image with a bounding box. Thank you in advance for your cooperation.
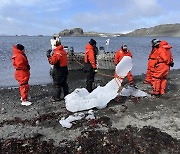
[59,28,122,37]
[59,28,84,36]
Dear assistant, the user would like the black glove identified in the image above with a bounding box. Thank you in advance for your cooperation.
[169,62,174,67]
[46,49,52,58]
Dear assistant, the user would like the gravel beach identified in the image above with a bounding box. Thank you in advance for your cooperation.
[0,69,180,154]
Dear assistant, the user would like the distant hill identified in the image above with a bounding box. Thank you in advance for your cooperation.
[58,23,180,37]
[59,28,84,36]
[58,28,121,37]
[125,23,180,37]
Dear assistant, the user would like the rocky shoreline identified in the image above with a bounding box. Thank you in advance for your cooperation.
[0,69,180,153]
[58,24,180,37]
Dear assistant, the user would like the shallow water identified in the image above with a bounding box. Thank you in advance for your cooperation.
[0,36,180,87]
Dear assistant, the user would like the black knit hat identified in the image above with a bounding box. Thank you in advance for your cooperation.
[89,39,96,46]
[16,44,25,51]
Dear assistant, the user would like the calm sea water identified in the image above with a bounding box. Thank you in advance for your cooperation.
[0,36,180,87]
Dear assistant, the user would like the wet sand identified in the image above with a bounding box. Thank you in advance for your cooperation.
[0,69,180,153]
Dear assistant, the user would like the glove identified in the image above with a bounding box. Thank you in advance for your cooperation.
[46,49,52,58]
[169,62,174,67]
[93,68,98,73]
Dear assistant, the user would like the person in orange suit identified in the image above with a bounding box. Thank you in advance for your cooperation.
[83,39,98,92]
[144,39,161,85]
[12,44,31,106]
[114,44,134,86]
[47,41,69,102]
[151,40,174,95]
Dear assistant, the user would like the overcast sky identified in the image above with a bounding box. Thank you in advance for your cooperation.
[0,0,180,36]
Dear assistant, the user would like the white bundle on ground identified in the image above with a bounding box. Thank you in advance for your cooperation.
[120,86,151,97]
[59,110,95,128]
[85,110,95,120]
[59,112,85,128]
[65,56,133,112]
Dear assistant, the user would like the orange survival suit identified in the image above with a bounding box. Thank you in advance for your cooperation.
[83,39,97,92]
[151,40,174,95]
[84,43,97,69]
[144,47,159,84]
[12,44,30,102]
[114,47,134,84]
[48,44,69,100]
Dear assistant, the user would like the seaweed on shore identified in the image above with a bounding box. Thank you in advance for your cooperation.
[1,126,180,154]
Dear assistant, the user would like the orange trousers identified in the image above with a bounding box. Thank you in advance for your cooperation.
[151,64,169,95]
[145,59,156,84]
[15,70,30,101]
[145,69,152,83]
[127,71,133,84]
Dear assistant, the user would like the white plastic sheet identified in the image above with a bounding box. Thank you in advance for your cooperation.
[65,56,132,112]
